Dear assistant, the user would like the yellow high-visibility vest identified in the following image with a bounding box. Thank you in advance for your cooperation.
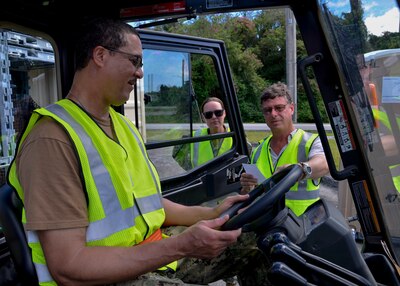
[9,99,176,285]
[190,128,232,167]
[250,129,320,216]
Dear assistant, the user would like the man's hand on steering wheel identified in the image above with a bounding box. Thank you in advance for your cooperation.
[213,194,249,218]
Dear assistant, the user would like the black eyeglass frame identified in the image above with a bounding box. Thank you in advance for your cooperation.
[102,46,143,69]
[203,109,225,119]
[262,104,289,116]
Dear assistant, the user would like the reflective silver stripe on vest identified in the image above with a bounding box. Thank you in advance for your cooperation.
[286,132,319,200]
[252,138,268,163]
[40,104,162,242]
[87,194,161,241]
[25,230,53,283]
[390,164,400,177]
[192,129,203,166]
[34,262,53,283]
[297,131,309,163]
[27,230,39,243]
[285,183,320,200]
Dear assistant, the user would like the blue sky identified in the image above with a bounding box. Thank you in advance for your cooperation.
[143,49,189,93]
[327,0,399,35]
[140,1,399,92]
[364,0,399,35]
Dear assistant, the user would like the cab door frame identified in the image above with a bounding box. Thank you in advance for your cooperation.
[137,29,249,205]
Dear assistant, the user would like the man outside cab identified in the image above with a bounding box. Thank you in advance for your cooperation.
[240,82,329,216]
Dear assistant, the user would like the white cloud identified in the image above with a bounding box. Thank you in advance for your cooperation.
[365,7,399,35]
[327,0,348,8]
[364,1,378,12]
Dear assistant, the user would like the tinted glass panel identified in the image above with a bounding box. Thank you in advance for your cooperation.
[124,49,233,179]
[0,30,56,185]
[319,0,400,256]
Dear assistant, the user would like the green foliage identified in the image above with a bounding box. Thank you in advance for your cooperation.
[192,54,223,105]
[148,7,393,124]
[297,81,329,123]
[254,10,286,82]
[339,0,370,53]
[159,13,267,122]
[368,32,400,51]
[146,82,195,123]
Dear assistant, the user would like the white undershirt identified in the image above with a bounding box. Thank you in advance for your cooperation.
[269,129,324,167]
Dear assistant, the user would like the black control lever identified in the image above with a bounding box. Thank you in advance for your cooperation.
[297,53,358,181]
[270,243,372,286]
[268,262,315,286]
[260,232,373,286]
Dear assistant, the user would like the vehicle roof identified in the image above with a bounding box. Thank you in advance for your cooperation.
[0,0,291,95]
[1,0,288,31]
[1,1,165,29]
[364,48,400,62]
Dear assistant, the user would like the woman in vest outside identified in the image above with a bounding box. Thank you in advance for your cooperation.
[191,97,232,167]
[240,82,329,216]
[173,97,233,170]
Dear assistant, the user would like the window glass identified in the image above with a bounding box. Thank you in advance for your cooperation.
[318,0,400,255]
[0,30,56,185]
[125,49,233,179]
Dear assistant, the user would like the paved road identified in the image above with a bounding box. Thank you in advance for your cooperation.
[147,123,333,131]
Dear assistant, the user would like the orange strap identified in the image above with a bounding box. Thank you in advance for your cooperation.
[369,83,378,106]
[369,83,379,128]
[139,228,162,245]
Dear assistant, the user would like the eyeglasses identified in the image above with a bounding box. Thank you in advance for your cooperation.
[203,109,224,119]
[262,104,289,115]
[102,46,143,69]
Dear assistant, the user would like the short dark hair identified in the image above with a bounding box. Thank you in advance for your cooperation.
[201,97,225,112]
[260,82,293,104]
[74,18,139,70]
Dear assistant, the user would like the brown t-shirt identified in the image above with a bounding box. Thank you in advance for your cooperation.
[16,117,91,230]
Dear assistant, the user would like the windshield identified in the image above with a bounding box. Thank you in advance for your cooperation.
[318,0,400,258]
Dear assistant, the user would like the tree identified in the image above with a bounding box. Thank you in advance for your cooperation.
[149,9,328,123]
[369,32,400,51]
[163,13,267,122]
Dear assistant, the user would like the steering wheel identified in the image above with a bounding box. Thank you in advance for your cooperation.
[220,164,303,232]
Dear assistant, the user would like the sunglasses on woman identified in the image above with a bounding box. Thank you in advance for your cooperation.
[203,109,224,119]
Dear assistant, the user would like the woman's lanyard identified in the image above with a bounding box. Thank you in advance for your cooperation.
[208,127,225,157]
[211,138,224,157]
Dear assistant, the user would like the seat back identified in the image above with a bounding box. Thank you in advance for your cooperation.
[0,183,38,285]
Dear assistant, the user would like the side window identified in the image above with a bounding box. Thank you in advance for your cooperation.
[0,30,56,185]
[125,49,233,179]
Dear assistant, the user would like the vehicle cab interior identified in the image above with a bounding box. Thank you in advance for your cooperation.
[0,0,400,285]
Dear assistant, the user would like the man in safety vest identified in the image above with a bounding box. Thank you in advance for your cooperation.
[240,82,329,216]
[8,18,269,285]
